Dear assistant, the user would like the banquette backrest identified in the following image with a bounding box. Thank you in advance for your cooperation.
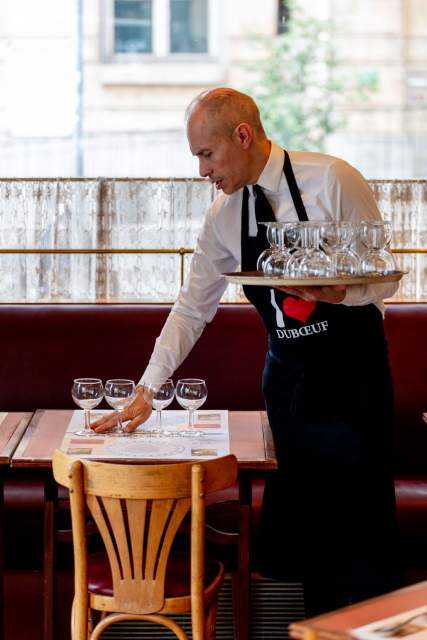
[0,302,426,474]
[0,304,266,413]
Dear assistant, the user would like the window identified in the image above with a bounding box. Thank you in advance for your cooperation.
[114,0,153,53]
[277,0,290,35]
[102,0,222,86]
[170,0,207,53]
[111,0,209,58]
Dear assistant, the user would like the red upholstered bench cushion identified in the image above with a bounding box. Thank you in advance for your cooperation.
[395,477,427,538]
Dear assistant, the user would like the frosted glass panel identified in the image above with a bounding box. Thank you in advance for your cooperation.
[0,178,424,302]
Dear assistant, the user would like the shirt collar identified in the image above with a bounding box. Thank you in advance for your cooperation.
[256,142,284,193]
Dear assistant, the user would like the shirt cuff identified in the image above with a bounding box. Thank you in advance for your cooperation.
[138,364,173,390]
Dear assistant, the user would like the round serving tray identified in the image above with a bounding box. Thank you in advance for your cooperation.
[223,270,406,287]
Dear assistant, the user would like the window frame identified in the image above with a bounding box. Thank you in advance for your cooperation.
[113,0,153,55]
[103,0,219,63]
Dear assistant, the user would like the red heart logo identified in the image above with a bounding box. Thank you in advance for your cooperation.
[282,297,316,323]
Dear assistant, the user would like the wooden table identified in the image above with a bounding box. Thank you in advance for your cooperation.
[0,412,34,639]
[12,409,277,640]
[290,581,427,640]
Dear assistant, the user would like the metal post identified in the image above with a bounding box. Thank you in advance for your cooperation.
[74,0,84,176]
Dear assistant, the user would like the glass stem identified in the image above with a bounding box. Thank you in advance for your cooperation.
[84,409,91,433]
[117,409,124,432]
[156,409,162,428]
[188,408,194,429]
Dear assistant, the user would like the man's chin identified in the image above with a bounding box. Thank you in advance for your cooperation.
[220,184,238,195]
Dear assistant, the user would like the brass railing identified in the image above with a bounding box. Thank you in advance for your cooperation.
[0,247,425,289]
[0,248,194,287]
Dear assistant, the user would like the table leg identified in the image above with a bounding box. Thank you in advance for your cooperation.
[43,483,56,640]
[0,468,5,640]
[235,473,252,640]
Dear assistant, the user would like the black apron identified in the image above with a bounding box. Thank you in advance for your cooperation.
[242,151,398,615]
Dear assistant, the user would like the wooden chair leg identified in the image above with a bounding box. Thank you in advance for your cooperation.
[43,498,55,640]
[90,614,188,640]
[205,599,219,640]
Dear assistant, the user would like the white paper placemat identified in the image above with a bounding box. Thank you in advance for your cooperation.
[60,409,230,460]
[351,605,427,640]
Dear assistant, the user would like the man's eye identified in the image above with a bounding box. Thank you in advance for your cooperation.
[204,152,212,158]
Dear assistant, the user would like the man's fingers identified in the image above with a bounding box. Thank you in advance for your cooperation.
[274,284,347,303]
[91,388,153,433]
[275,286,314,300]
[91,412,118,429]
[275,286,306,297]
[92,413,120,433]
[123,410,152,433]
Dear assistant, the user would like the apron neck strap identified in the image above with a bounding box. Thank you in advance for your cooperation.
[283,150,309,222]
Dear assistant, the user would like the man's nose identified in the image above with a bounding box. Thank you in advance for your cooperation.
[199,159,211,178]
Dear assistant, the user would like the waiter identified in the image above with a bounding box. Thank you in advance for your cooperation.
[93,88,400,616]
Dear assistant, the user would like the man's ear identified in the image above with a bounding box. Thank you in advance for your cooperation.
[232,122,253,148]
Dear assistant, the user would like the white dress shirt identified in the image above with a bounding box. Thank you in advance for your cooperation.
[140,143,398,387]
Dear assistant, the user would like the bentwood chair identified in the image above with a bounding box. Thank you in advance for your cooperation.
[52,449,238,640]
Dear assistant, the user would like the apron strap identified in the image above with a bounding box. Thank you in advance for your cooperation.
[241,149,309,272]
[284,150,309,222]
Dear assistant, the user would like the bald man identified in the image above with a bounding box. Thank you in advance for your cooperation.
[93,88,400,616]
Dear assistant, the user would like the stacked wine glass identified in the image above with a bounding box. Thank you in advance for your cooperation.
[256,220,397,278]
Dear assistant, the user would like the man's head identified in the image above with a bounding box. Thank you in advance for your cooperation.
[186,87,270,195]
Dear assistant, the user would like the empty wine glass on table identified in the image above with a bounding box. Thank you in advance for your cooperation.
[104,379,136,436]
[175,378,207,438]
[71,378,104,437]
[143,379,175,436]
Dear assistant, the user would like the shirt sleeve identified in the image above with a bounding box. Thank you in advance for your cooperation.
[139,201,239,387]
[324,160,399,307]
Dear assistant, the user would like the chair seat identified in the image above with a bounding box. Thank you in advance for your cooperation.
[88,550,222,598]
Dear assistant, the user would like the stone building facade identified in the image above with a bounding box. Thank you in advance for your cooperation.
[0,0,426,179]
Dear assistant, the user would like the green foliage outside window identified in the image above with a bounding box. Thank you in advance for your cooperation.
[246,0,378,152]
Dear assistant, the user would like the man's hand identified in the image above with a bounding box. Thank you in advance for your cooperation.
[91,386,153,434]
[274,284,347,304]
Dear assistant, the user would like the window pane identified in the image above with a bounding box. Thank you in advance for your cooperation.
[115,0,151,20]
[170,0,207,53]
[115,24,152,53]
[114,1,152,53]
[277,0,290,34]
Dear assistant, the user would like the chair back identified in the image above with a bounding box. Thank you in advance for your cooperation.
[52,450,238,625]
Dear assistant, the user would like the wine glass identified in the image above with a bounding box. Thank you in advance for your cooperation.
[104,379,136,436]
[320,222,359,276]
[175,378,207,438]
[71,378,104,437]
[143,379,175,435]
[263,222,300,276]
[256,222,281,271]
[287,222,309,278]
[359,220,396,275]
[360,220,393,250]
[297,223,335,278]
